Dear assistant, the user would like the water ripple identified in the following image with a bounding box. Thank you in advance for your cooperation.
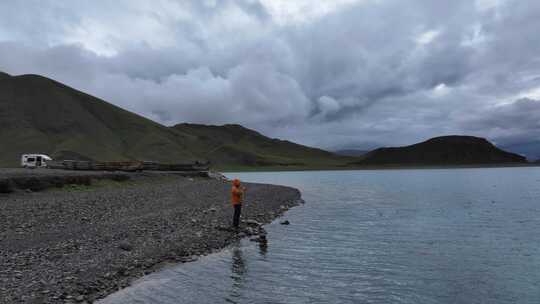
[100,167,540,304]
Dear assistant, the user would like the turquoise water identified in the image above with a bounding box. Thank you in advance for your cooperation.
[100,167,540,303]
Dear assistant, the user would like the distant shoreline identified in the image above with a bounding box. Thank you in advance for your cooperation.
[218,162,540,172]
[1,162,538,174]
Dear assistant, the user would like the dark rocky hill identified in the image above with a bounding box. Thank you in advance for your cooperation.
[355,136,527,165]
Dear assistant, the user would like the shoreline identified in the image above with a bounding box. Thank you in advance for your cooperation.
[0,172,302,303]
[218,162,540,172]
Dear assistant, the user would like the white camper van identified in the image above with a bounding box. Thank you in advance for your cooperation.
[21,154,52,168]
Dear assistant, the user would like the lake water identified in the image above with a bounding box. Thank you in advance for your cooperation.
[100,167,540,304]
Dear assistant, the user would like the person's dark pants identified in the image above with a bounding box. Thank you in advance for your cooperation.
[233,204,242,228]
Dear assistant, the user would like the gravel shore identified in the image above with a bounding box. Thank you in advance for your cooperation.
[0,174,301,303]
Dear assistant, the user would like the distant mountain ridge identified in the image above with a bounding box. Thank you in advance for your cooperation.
[354,136,527,165]
[501,141,540,161]
[334,149,369,157]
[172,123,348,168]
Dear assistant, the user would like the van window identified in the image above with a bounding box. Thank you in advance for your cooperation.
[27,158,35,162]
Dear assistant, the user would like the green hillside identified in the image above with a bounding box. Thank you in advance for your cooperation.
[172,123,352,169]
[0,72,199,167]
[0,72,351,169]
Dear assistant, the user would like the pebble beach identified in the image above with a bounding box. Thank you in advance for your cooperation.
[0,170,301,303]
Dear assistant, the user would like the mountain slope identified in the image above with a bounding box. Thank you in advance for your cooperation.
[354,136,527,165]
[0,73,198,167]
[0,72,351,168]
[172,123,351,168]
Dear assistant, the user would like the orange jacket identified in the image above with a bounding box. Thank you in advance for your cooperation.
[231,185,244,205]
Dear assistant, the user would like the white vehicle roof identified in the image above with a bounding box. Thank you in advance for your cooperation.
[22,154,52,160]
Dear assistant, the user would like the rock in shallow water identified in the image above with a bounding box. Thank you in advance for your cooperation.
[118,241,133,251]
[244,219,263,227]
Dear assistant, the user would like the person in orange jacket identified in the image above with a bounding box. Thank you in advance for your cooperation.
[231,179,246,228]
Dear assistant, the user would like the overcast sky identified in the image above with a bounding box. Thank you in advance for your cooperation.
[1,0,539,152]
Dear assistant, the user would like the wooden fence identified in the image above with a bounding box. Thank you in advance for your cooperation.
[47,160,209,172]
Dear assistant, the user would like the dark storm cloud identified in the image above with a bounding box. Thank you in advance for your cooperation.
[0,0,539,150]
[461,98,540,145]
[457,97,540,159]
